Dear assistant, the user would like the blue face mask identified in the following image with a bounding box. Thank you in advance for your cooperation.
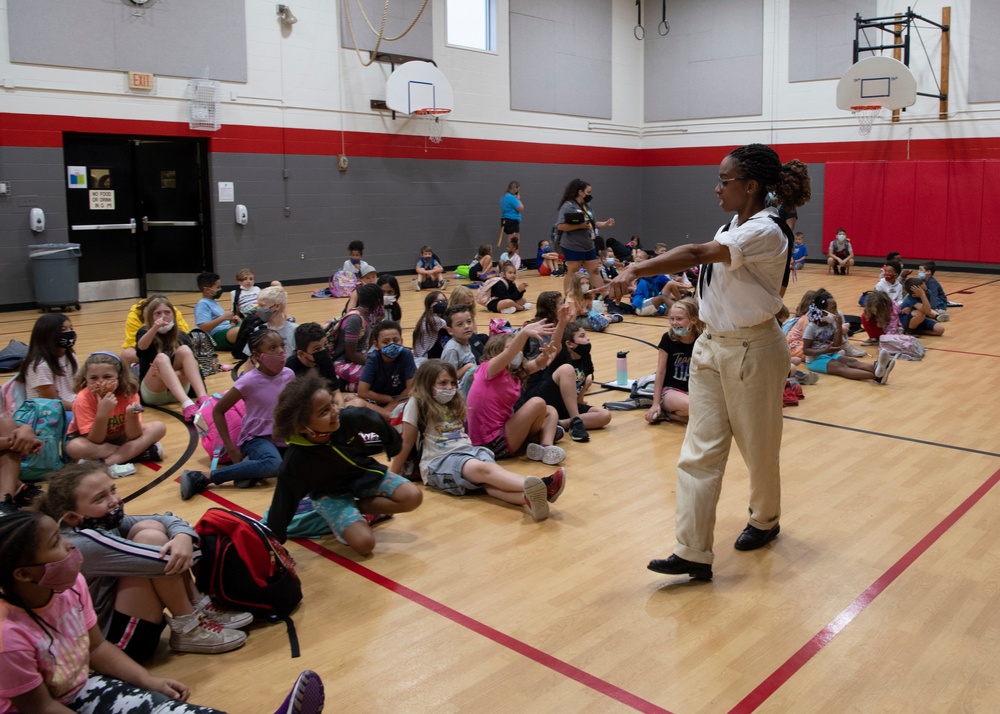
[917,272,927,280]
[381,343,404,359]
[671,326,691,337]
[605,257,615,265]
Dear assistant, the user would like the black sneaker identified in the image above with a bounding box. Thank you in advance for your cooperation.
[131,442,164,463]
[0,494,20,516]
[12,483,43,509]
[180,470,211,501]
[569,416,590,442]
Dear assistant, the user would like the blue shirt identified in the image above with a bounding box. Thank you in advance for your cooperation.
[194,297,229,332]
[500,192,522,221]
[792,244,808,261]
[360,349,416,396]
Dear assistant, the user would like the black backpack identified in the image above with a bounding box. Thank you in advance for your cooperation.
[184,330,219,379]
[194,508,304,656]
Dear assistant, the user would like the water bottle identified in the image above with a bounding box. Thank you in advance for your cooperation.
[616,350,629,386]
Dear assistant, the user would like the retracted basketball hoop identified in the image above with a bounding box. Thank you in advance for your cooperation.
[850,104,882,136]
[413,107,451,144]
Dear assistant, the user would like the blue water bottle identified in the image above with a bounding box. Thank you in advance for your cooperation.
[616,350,629,386]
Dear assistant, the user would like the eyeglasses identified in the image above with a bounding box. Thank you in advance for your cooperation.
[717,176,748,188]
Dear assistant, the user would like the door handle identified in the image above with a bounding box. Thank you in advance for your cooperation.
[142,216,199,230]
[72,218,137,234]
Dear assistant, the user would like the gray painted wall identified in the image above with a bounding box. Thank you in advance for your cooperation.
[644,0,763,122]
[788,0,876,82]
[970,0,1000,103]
[8,0,247,83]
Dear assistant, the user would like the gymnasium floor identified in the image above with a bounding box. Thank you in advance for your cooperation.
[3,263,999,713]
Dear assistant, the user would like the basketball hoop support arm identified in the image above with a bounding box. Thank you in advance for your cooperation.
[853,8,949,104]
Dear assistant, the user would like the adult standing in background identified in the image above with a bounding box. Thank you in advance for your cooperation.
[556,179,615,292]
[500,181,524,245]
[607,144,811,582]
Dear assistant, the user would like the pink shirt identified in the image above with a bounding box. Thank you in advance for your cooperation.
[466,360,521,446]
[0,574,96,711]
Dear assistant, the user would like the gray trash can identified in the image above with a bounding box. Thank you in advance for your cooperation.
[29,243,82,312]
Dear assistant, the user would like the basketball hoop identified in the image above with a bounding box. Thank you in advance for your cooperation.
[413,107,450,144]
[851,104,881,136]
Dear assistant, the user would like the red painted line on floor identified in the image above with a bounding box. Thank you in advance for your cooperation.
[194,488,673,714]
[728,465,1000,713]
[921,347,1000,359]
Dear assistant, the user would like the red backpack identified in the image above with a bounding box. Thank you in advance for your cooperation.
[193,508,304,656]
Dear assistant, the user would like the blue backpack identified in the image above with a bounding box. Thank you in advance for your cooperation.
[13,398,68,482]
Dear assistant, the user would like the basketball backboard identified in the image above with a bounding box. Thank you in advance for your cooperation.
[385,61,454,116]
[836,56,917,111]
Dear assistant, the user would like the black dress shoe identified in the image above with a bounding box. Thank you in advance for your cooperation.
[734,523,780,551]
[647,555,713,581]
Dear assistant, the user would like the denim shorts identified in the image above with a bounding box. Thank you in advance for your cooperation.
[311,472,408,536]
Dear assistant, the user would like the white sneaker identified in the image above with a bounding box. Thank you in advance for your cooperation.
[413,278,421,292]
[841,343,867,358]
[526,443,566,465]
[523,476,549,521]
[169,614,247,654]
[194,595,254,629]
[522,302,534,310]
[936,311,950,322]
[874,349,892,379]
[108,463,136,478]
[877,356,896,385]
[501,306,517,314]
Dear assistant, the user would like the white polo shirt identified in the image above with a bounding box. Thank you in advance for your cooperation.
[697,208,788,332]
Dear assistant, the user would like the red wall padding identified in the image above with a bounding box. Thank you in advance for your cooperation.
[824,160,996,263]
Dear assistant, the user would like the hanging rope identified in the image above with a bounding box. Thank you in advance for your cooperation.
[343,0,430,67]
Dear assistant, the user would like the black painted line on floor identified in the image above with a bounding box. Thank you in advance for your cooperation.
[122,406,198,504]
[783,415,1000,459]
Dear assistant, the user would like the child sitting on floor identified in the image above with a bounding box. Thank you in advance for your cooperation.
[412,291,448,364]
[486,262,530,314]
[860,290,902,346]
[469,245,497,282]
[358,320,416,419]
[65,352,166,472]
[802,290,891,385]
[194,272,240,351]
[39,462,249,659]
[265,373,422,556]
[414,245,445,291]
[391,360,564,521]
[647,298,702,424]
[537,239,562,276]
[900,278,948,336]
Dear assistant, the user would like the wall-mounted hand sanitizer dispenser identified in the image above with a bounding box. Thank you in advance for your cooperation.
[30,207,45,232]
[235,204,248,225]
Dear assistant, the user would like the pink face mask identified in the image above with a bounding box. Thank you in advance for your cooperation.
[257,352,286,373]
[87,378,118,398]
[32,547,84,593]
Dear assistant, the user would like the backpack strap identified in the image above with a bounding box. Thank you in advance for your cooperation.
[769,214,796,293]
[697,222,731,295]
[269,613,301,658]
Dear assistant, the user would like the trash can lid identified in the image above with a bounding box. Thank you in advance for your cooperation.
[29,243,82,257]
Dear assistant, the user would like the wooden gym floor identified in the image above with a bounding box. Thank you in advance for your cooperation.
[2,263,999,713]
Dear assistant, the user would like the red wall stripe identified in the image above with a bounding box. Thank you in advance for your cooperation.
[3,112,1000,165]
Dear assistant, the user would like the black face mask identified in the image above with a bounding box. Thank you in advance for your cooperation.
[80,503,125,531]
[583,194,593,204]
[58,331,77,349]
[310,349,331,367]
[572,342,592,357]
[212,288,224,299]
[432,301,448,316]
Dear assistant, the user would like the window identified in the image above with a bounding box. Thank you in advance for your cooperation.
[446,0,495,52]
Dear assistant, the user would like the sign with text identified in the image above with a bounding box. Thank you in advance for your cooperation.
[89,190,115,210]
[128,71,155,91]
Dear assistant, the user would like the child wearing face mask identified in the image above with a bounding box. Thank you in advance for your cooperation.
[412,291,448,364]
[827,229,854,275]
[65,352,167,471]
[391,360,565,521]
[265,373,422,556]
[357,321,416,419]
[515,321,612,442]
[37,462,249,659]
[0,511,325,713]
[285,322,345,400]
[343,240,372,279]
[135,295,210,423]
[874,261,905,304]
[180,329,295,499]
[377,274,403,322]
[466,323,566,465]
[242,286,297,359]
[802,290,890,384]
[194,271,240,350]
[17,313,79,412]
[647,298,703,424]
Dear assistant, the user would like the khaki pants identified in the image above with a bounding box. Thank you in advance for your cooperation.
[673,320,790,564]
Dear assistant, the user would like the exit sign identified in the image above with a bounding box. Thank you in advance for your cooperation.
[128,72,155,91]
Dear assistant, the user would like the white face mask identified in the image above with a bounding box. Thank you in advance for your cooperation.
[509,352,524,369]
[433,388,457,404]
[157,322,175,334]
[383,295,397,305]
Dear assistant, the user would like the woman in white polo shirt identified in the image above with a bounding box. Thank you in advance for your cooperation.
[608,143,811,581]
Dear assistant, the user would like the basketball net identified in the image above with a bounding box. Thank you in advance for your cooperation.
[414,107,450,144]
[851,104,881,136]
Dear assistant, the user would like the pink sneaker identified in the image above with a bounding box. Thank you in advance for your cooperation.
[182,403,199,422]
